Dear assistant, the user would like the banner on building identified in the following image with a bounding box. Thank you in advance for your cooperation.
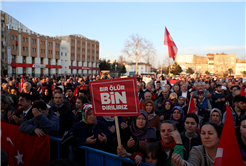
[32,64,46,68]
[7,47,11,64]
[89,77,140,116]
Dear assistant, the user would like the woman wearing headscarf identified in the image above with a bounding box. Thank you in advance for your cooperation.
[118,110,158,165]
[170,106,185,133]
[61,104,116,164]
[143,99,160,130]
[158,99,173,120]
[209,108,223,131]
[177,96,188,116]
[42,88,53,104]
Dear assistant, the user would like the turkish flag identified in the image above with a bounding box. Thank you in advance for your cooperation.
[1,122,50,166]
[151,92,156,101]
[232,79,235,85]
[214,104,244,166]
[20,75,24,91]
[187,95,197,114]
[164,27,178,61]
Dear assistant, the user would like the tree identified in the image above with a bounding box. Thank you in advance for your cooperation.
[186,67,194,74]
[205,70,210,75]
[169,62,183,75]
[241,71,246,75]
[122,34,156,75]
[195,71,200,78]
[99,59,111,70]
[117,55,126,66]
[228,68,233,76]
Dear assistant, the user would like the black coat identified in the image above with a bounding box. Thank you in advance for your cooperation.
[51,104,74,138]
[177,91,191,103]
[61,120,115,152]
[180,132,202,158]
[16,106,34,122]
[1,105,18,124]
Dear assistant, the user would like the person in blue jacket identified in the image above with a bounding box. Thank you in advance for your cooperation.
[19,100,60,137]
[61,104,116,165]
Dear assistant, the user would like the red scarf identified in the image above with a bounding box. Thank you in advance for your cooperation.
[160,140,176,150]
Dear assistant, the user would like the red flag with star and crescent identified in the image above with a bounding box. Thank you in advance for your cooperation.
[214,104,244,166]
[1,122,50,166]
[164,27,178,61]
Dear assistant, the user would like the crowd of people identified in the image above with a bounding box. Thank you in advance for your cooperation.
[1,73,246,166]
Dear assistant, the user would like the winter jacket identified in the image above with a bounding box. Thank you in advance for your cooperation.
[180,132,202,158]
[211,91,225,109]
[61,120,116,153]
[19,110,60,136]
[222,106,246,127]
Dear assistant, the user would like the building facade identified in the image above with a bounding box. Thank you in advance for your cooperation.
[176,52,241,75]
[125,62,151,75]
[1,10,99,77]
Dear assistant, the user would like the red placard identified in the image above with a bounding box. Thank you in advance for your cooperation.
[89,77,140,116]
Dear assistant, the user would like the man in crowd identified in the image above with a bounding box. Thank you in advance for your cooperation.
[177,83,190,103]
[211,84,225,110]
[154,81,163,99]
[9,93,34,125]
[65,87,76,110]
[19,100,60,137]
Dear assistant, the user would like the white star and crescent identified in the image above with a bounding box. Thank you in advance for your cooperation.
[15,150,24,165]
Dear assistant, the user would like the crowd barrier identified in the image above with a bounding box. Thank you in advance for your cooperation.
[50,136,154,166]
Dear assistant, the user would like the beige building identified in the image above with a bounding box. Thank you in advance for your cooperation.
[236,58,246,75]
[175,54,208,73]
[176,53,239,75]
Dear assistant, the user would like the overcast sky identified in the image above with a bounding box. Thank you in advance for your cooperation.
[1,0,245,66]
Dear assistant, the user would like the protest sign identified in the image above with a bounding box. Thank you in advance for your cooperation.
[89,77,140,116]
[155,80,167,88]
[243,77,246,83]
[142,77,151,83]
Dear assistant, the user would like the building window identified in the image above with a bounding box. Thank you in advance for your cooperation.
[32,48,34,52]
[48,50,50,54]
[32,57,35,64]
[12,45,14,49]
[26,47,27,51]
[41,58,44,64]
[23,37,25,42]
[15,36,17,40]
[51,43,52,46]
[61,52,63,56]
[43,41,45,45]
[51,50,52,54]
[23,56,26,63]
[58,44,59,47]
[48,42,50,46]
[65,53,67,56]
[23,47,25,51]
[32,39,33,43]
[34,48,36,52]
[40,41,42,45]
[26,38,27,42]
[15,46,17,50]
[12,35,14,40]
[34,40,36,44]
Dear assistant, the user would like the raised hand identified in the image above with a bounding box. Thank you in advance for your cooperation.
[127,136,135,148]
[34,128,46,137]
[13,115,24,125]
[98,133,107,143]
[109,125,116,133]
[86,135,97,145]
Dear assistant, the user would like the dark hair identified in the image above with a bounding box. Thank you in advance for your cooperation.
[32,91,42,101]
[233,95,246,103]
[143,99,155,113]
[54,87,63,93]
[143,142,163,166]
[201,122,221,138]
[66,83,73,88]
[19,92,32,102]
[79,89,87,95]
[160,120,177,131]
[240,116,246,127]
[65,87,74,93]
[32,100,47,110]
[184,113,199,126]
[77,96,88,105]
[1,150,8,166]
